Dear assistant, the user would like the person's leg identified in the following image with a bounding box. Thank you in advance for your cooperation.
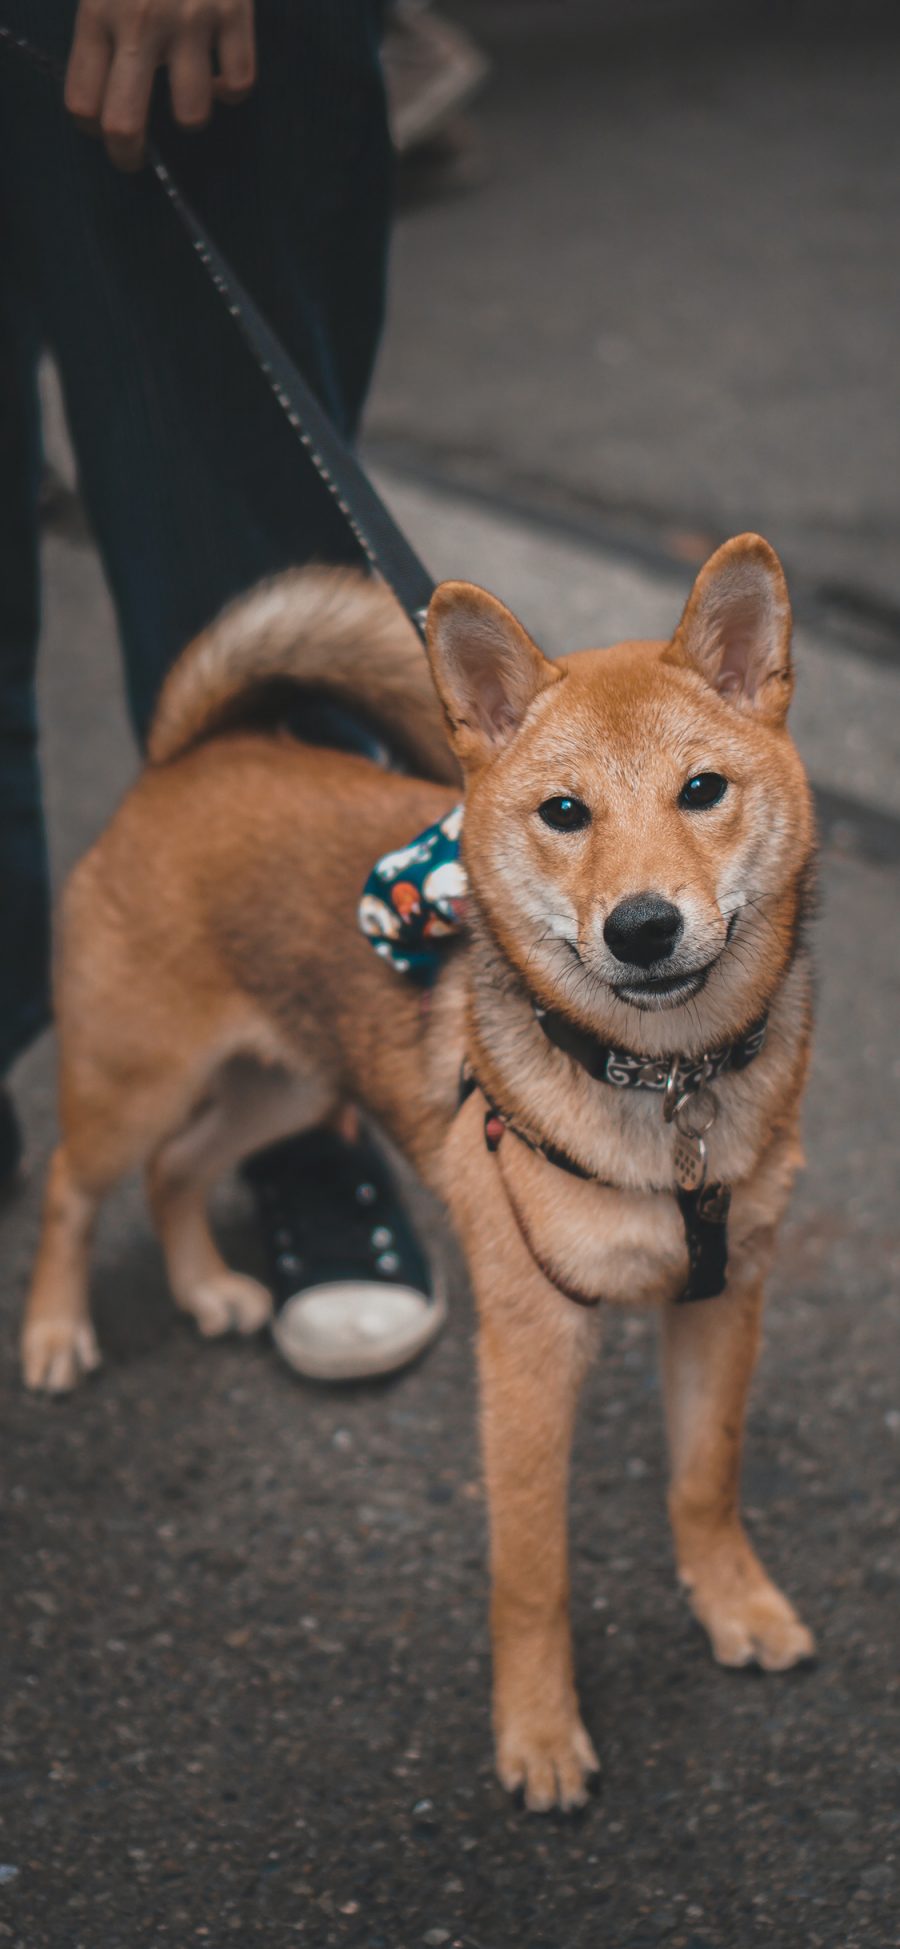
[0,219,52,1101]
[0,0,392,736]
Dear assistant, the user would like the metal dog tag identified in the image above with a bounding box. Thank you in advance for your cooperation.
[673,1129,707,1193]
[674,1086,718,1140]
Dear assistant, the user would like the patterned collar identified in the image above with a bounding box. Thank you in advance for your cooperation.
[358,803,467,982]
[534,1003,769,1104]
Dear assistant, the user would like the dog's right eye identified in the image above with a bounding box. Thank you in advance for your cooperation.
[538,796,591,832]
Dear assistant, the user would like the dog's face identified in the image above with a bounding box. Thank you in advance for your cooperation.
[426,535,815,1049]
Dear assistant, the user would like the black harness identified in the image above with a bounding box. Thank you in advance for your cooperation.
[460,1007,769,1306]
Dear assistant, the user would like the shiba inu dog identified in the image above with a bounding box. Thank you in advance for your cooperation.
[21,533,816,1811]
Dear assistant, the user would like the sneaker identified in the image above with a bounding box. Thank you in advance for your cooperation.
[245,1127,446,1381]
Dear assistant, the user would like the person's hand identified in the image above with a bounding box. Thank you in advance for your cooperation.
[64,0,256,172]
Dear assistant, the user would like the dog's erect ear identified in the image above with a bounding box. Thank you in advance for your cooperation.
[666,534,794,724]
[426,582,561,768]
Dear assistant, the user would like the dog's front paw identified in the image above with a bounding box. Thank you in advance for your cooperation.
[496,1709,599,1813]
[179,1273,273,1338]
[682,1539,815,1671]
[21,1316,102,1394]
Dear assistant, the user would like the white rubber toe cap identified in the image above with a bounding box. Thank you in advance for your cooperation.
[271,1276,447,1381]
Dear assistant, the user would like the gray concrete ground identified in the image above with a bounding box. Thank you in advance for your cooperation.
[3,5,900,1946]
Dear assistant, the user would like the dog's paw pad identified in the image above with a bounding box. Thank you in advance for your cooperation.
[497,1715,599,1813]
[182,1273,273,1338]
[21,1318,101,1394]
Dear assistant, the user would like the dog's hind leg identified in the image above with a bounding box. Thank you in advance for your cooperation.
[662,1276,816,1671]
[147,1107,272,1341]
[20,1143,105,1393]
[21,1053,219,1392]
[20,1026,279,1391]
[147,1059,336,1339]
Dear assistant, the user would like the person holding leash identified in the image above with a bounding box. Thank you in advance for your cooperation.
[0,0,443,1379]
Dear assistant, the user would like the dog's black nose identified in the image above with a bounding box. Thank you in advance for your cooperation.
[604,893,683,967]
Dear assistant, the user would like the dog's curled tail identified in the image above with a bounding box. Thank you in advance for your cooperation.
[147,566,458,785]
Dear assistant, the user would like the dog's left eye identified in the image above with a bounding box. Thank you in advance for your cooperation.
[679,773,728,810]
[538,796,591,832]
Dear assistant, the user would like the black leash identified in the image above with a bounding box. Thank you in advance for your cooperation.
[0,22,437,641]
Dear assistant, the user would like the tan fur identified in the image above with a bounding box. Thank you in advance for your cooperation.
[22,539,817,1810]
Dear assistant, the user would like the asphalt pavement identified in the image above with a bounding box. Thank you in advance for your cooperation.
[2,5,900,1946]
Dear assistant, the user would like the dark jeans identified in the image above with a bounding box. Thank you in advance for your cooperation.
[0,0,391,1074]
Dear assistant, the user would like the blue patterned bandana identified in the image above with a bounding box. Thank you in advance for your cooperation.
[358,803,468,982]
